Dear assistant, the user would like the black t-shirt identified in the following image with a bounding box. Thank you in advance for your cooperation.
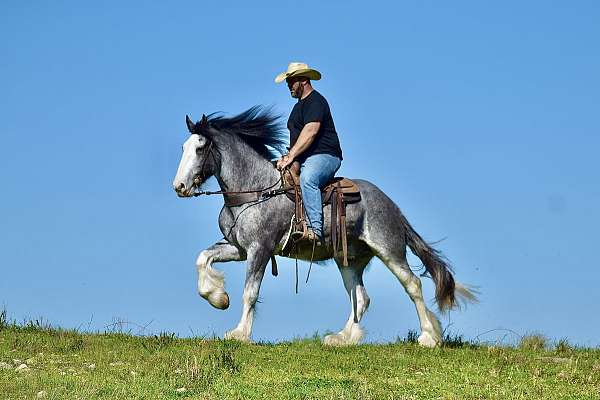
[287,90,343,163]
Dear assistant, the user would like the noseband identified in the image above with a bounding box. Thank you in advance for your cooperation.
[192,139,215,188]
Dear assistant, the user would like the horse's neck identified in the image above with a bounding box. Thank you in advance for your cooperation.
[216,143,280,192]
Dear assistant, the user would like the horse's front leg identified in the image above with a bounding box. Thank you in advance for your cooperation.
[196,239,245,310]
[224,244,271,342]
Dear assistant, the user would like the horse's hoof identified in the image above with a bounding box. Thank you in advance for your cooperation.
[323,333,349,346]
[324,324,364,346]
[418,332,440,348]
[207,291,229,310]
[224,329,251,342]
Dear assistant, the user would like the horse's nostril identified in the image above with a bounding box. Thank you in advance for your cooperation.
[176,182,185,192]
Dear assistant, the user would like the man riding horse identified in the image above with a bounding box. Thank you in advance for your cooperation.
[172,63,477,346]
[275,62,343,245]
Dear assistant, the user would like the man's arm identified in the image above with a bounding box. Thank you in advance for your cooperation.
[277,121,320,170]
[289,121,320,159]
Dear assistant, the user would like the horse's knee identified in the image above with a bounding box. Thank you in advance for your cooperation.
[242,291,258,306]
[395,267,422,297]
[196,250,211,270]
[241,282,261,306]
[404,274,423,298]
[356,286,370,314]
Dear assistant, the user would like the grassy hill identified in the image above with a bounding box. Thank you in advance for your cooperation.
[1,317,599,399]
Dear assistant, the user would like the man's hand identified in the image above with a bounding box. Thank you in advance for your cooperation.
[276,154,294,171]
[278,122,319,171]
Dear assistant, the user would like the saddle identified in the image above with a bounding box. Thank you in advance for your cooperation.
[220,161,361,269]
[281,162,361,266]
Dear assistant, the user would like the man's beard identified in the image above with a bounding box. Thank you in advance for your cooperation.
[290,84,303,98]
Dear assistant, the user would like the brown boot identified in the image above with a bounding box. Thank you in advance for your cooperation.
[290,227,306,242]
[291,227,323,245]
[304,229,324,246]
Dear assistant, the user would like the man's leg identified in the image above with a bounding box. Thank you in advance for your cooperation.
[300,154,342,239]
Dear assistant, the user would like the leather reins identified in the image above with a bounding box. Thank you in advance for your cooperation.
[192,139,292,206]
[191,149,316,289]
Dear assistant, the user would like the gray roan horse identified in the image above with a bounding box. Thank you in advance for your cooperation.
[173,107,476,347]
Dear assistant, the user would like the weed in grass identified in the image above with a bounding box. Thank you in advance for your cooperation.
[21,317,52,332]
[141,331,178,352]
[555,338,574,354]
[443,332,466,348]
[58,335,85,353]
[216,340,241,374]
[182,340,241,393]
[0,308,7,331]
[397,329,419,344]
[442,332,479,349]
[10,335,22,351]
[396,329,478,348]
[104,317,150,335]
[289,331,323,345]
[186,353,217,388]
[288,376,361,398]
[520,334,548,351]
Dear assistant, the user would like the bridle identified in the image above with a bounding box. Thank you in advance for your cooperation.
[182,115,322,290]
[191,138,215,189]
[188,137,317,288]
[190,137,289,205]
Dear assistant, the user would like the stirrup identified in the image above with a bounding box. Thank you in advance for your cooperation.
[290,219,308,241]
[294,228,323,246]
[290,229,305,242]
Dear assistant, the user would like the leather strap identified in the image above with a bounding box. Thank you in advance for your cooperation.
[331,186,338,255]
[223,192,263,207]
[339,187,348,267]
[327,183,349,267]
[271,256,278,276]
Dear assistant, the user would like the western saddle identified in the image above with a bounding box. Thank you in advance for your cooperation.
[280,161,361,266]
[219,161,361,270]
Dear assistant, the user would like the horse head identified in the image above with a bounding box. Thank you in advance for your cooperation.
[172,114,218,197]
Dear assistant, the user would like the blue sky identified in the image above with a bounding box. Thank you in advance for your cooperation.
[1,1,599,346]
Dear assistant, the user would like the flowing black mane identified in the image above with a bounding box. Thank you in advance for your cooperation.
[198,106,287,160]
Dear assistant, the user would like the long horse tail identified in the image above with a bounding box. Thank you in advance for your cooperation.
[400,213,476,312]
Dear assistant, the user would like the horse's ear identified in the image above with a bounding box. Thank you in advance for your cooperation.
[200,114,209,129]
[186,115,195,134]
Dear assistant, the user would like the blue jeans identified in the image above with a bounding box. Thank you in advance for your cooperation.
[300,153,342,238]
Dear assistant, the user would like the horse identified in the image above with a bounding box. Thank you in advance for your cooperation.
[172,106,477,347]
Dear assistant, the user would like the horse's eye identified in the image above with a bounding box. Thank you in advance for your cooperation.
[196,146,204,155]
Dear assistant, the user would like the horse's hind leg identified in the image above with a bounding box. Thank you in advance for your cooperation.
[323,255,372,346]
[368,241,442,347]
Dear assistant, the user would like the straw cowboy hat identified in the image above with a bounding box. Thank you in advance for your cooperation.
[274,62,321,84]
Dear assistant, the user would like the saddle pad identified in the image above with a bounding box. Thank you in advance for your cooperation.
[322,177,361,204]
[283,176,362,204]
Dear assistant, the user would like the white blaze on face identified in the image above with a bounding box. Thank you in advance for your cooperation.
[173,135,208,196]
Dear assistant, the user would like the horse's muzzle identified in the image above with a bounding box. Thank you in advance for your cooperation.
[174,174,203,197]
[174,182,191,197]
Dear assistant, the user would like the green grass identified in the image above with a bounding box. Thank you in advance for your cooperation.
[1,322,599,399]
